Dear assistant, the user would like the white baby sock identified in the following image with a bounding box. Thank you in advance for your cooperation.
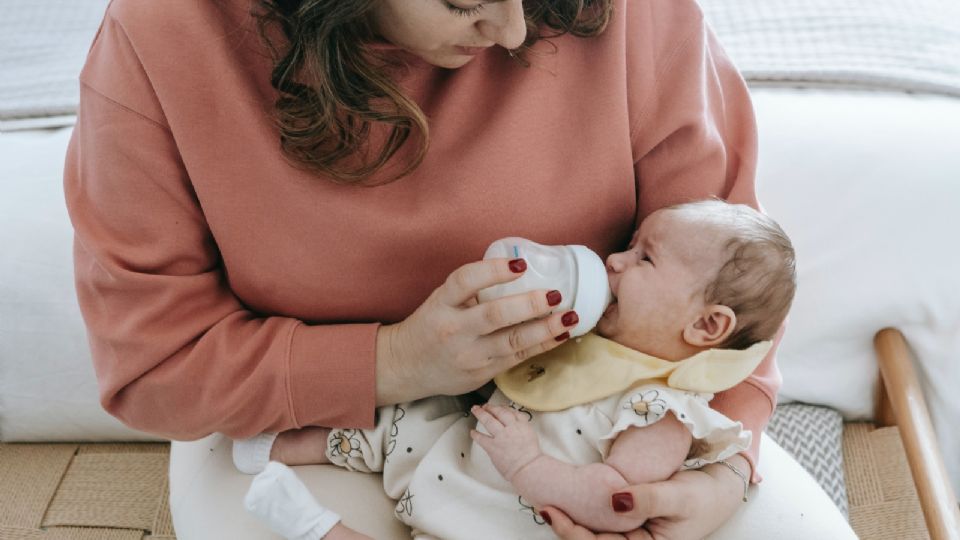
[244,461,342,540]
[233,432,278,474]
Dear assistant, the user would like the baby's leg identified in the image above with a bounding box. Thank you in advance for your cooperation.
[245,461,373,540]
[326,396,473,484]
[240,396,474,537]
[322,524,373,540]
[235,395,476,477]
[233,427,332,474]
[272,426,332,465]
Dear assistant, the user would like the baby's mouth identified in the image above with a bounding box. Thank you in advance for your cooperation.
[602,301,617,317]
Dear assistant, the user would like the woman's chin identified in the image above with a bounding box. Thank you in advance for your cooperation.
[420,51,475,69]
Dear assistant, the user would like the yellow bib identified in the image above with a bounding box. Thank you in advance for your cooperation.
[494,333,771,412]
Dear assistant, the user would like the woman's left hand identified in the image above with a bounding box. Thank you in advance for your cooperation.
[538,454,750,540]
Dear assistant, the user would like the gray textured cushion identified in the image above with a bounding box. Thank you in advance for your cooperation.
[765,403,848,517]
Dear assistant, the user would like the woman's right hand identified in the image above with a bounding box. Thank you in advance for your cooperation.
[538,454,754,540]
[375,258,579,405]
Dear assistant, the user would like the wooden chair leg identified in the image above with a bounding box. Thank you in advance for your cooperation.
[874,328,960,540]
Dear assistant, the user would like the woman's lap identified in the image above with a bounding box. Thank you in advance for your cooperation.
[169,432,856,539]
[709,433,855,539]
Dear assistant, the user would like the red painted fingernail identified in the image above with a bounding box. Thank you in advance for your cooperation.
[612,492,634,513]
[509,258,527,273]
[546,290,562,306]
[555,331,570,342]
[540,511,552,525]
[561,311,579,327]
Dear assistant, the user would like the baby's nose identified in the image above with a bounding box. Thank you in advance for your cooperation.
[605,251,628,272]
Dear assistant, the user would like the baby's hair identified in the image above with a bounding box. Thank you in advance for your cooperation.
[668,199,797,350]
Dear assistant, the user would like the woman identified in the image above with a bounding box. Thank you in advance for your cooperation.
[64,0,852,538]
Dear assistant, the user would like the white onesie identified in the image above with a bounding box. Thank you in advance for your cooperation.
[325,383,752,539]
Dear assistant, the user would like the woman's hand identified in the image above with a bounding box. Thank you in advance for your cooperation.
[538,454,751,540]
[375,258,578,405]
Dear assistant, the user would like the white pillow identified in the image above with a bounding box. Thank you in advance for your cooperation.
[752,88,960,494]
[0,126,159,442]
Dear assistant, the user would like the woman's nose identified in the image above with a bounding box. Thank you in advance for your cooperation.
[477,0,527,51]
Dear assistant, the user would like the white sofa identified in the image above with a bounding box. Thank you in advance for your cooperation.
[2,87,959,537]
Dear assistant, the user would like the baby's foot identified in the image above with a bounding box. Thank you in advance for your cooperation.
[271,426,332,466]
[233,432,278,474]
[245,461,355,539]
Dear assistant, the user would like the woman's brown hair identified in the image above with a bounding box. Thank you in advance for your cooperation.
[253,0,614,185]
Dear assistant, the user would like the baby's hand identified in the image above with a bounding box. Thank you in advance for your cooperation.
[470,404,542,481]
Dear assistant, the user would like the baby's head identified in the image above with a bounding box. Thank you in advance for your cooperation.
[596,199,796,361]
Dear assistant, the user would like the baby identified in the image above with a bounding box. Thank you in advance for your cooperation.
[237,199,796,539]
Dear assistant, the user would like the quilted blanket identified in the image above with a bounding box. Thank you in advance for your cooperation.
[699,0,960,96]
[0,0,109,131]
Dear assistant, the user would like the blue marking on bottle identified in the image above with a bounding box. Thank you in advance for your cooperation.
[513,245,519,258]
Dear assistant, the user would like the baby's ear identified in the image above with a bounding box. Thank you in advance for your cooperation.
[683,305,736,348]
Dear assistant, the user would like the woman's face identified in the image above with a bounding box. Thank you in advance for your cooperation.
[369,0,527,68]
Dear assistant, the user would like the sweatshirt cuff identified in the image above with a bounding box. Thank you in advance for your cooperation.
[287,322,379,430]
[711,379,775,484]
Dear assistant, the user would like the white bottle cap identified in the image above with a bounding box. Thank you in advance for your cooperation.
[567,245,613,337]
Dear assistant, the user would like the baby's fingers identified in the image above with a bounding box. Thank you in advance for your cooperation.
[471,405,503,434]
[469,429,491,445]
[484,403,522,425]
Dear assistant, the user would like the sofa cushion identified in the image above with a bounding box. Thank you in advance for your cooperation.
[0,127,158,442]
[751,88,960,496]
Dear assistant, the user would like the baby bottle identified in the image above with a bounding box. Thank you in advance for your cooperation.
[476,237,613,337]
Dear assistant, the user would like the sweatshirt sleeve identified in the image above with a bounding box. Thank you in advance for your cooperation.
[63,12,377,441]
[710,326,784,483]
[626,0,781,481]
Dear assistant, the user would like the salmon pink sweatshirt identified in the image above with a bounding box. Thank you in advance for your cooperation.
[65,0,780,481]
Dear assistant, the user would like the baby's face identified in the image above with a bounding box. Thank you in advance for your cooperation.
[596,208,729,359]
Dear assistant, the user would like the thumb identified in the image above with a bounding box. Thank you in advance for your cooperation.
[537,506,597,540]
[613,480,685,523]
